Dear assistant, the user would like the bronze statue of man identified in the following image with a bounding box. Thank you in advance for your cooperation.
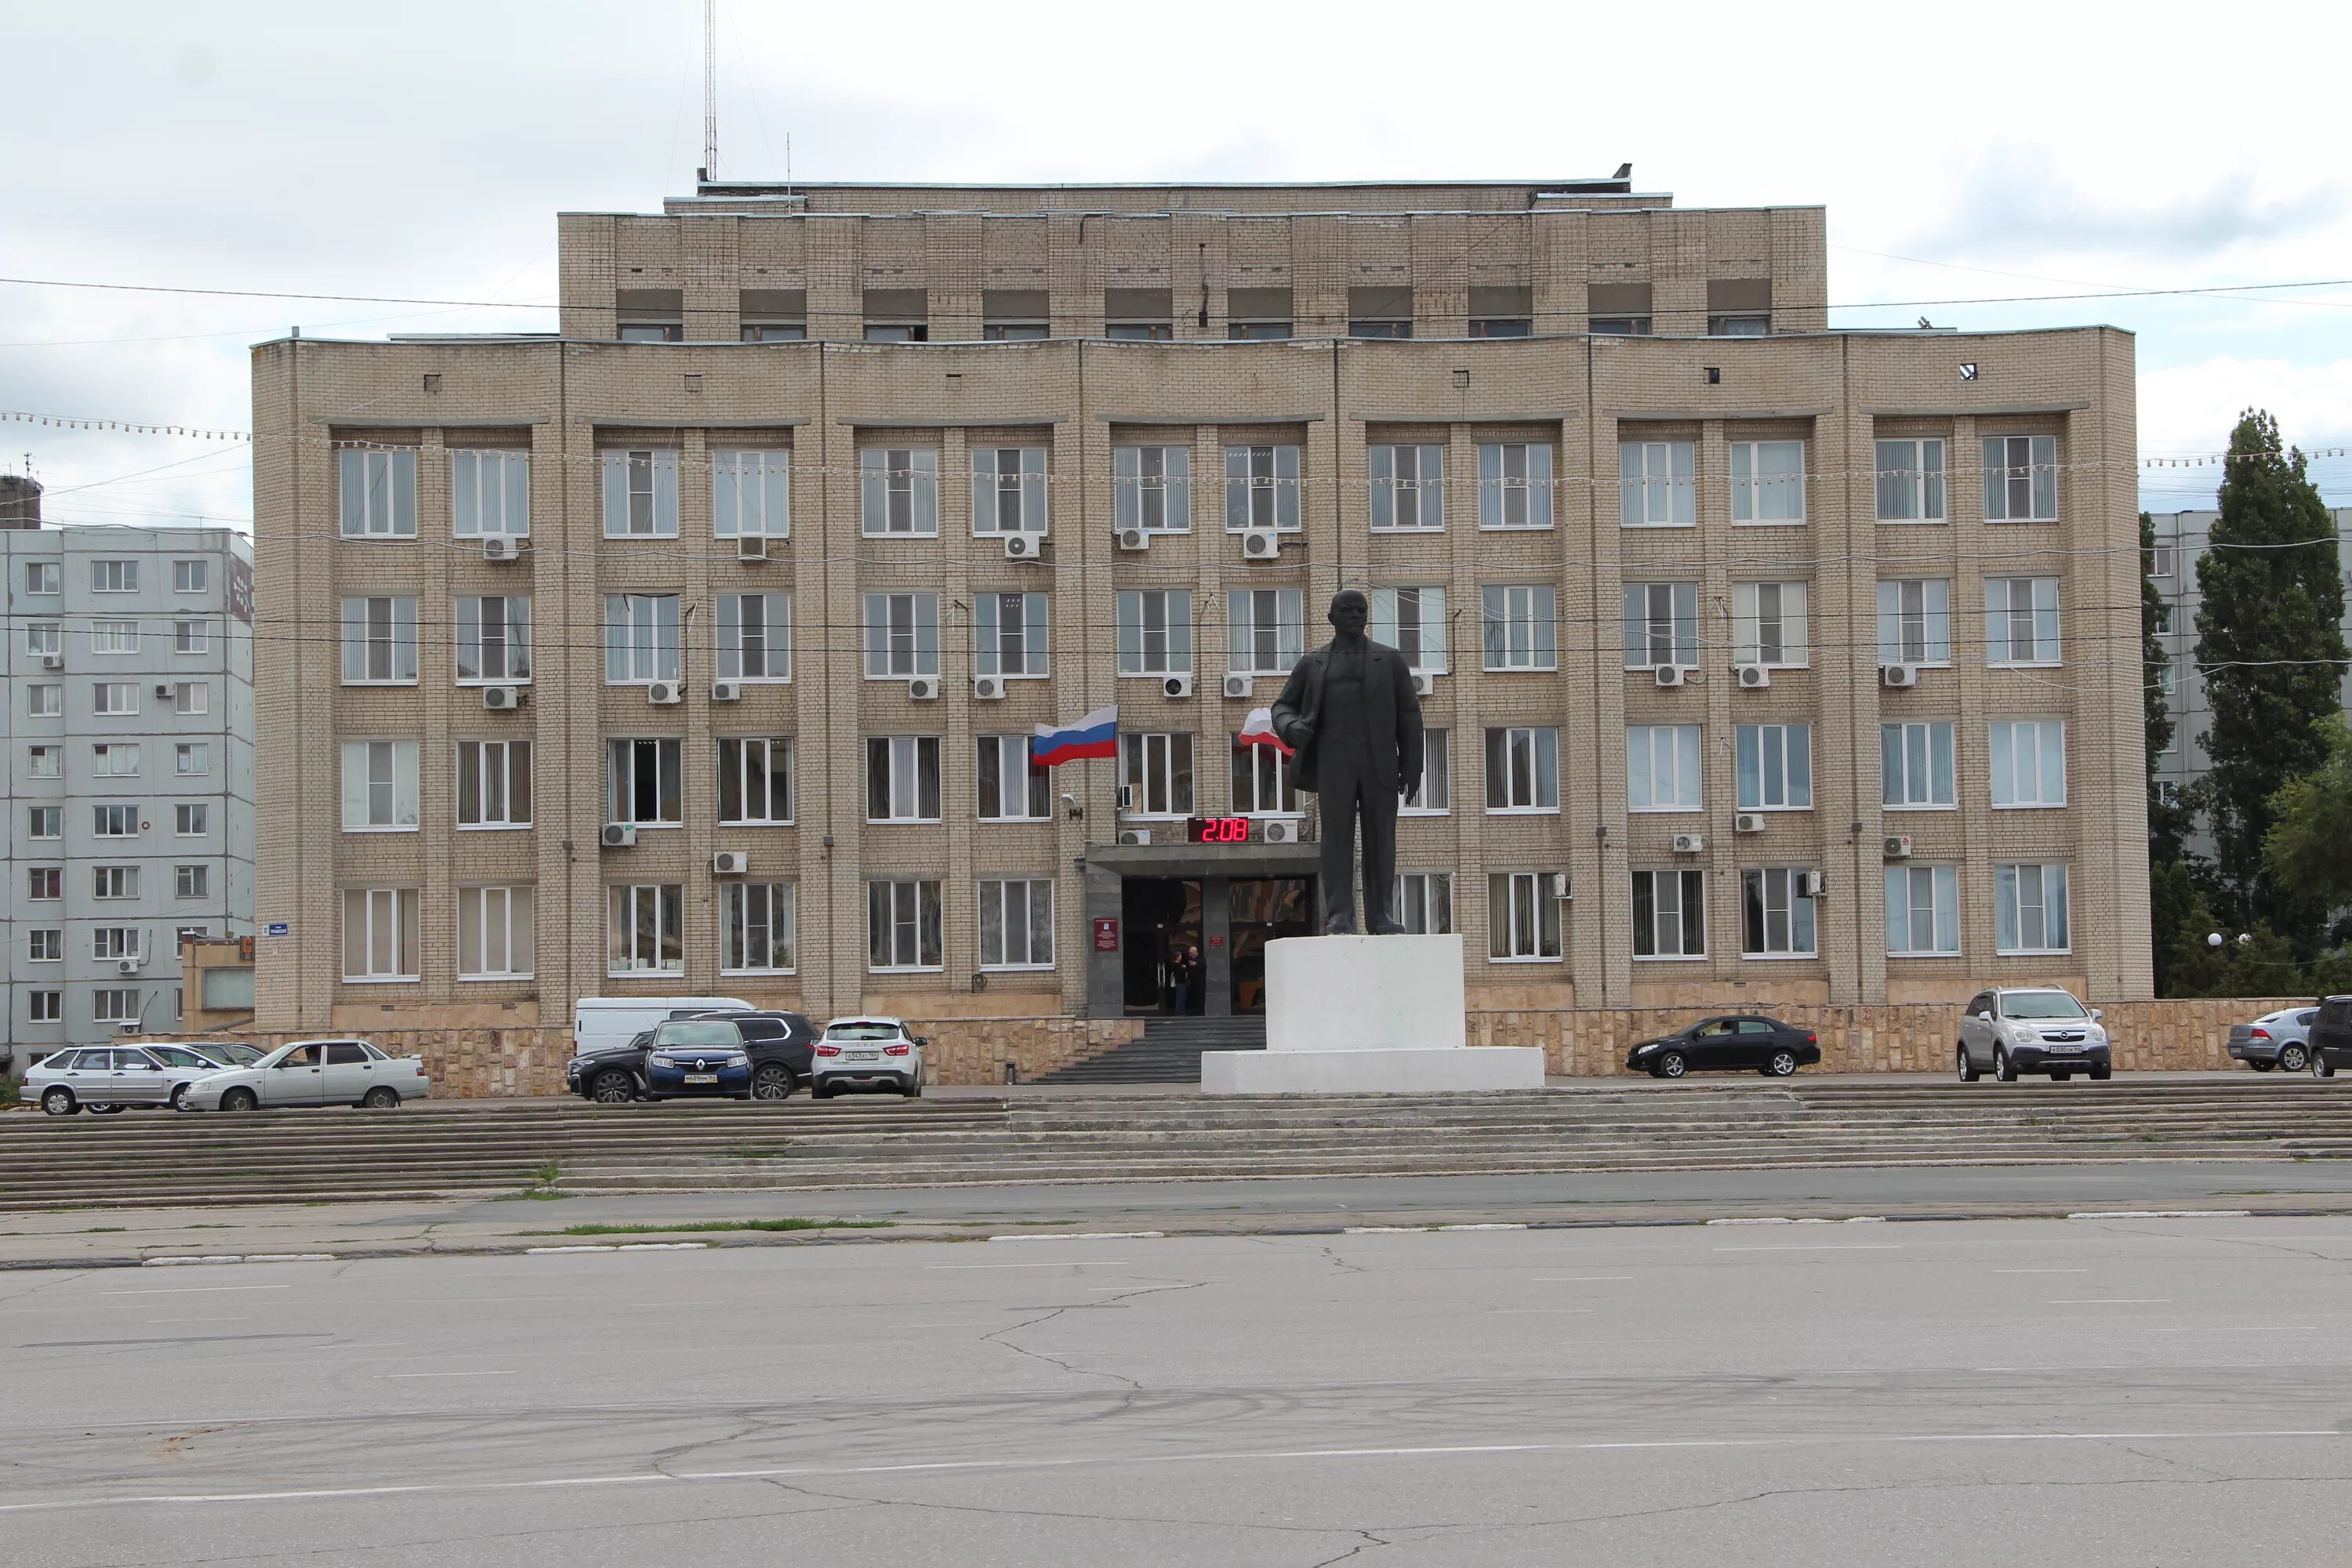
[1271,589,1425,935]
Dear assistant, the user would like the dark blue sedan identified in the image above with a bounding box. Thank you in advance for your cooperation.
[641,1021,753,1101]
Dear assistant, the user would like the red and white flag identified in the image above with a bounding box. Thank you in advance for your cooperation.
[1236,706,1292,757]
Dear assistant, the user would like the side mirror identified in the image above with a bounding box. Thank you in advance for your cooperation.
[2091,1009,2104,1022]
[1976,1012,1993,1023]
[916,1037,931,1048]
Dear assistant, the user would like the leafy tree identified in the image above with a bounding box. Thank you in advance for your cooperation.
[2154,868,2229,997]
[2142,510,2190,863]
[2192,410,2349,943]
[2262,713,2352,913]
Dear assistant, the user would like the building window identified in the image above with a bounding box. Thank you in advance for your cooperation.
[868,880,943,971]
[1472,316,1534,337]
[2153,604,2173,634]
[1478,443,1555,530]
[458,885,534,979]
[173,558,209,592]
[175,742,209,776]
[1983,434,2059,522]
[1370,586,1447,673]
[1881,721,1956,808]
[2149,546,2177,579]
[866,735,942,823]
[29,866,62,899]
[1227,588,1305,677]
[863,323,928,343]
[172,681,209,715]
[457,739,532,829]
[1395,873,1454,934]
[975,591,1050,678]
[607,884,684,975]
[1227,321,1292,341]
[1349,319,1412,339]
[1737,724,1813,810]
[92,620,140,655]
[28,929,63,962]
[1989,719,2067,808]
[1106,321,1173,341]
[1231,735,1299,816]
[451,448,532,538]
[604,593,681,684]
[717,593,791,682]
[28,990,61,1023]
[1482,585,1558,671]
[689,737,786,831]
[93,865,140,899]
[340,597,418,684]
[860,448,940,536]
[93,804,140,837]
[27,684,60,718]
[710,448,789,538]
[1627,724,1702,811]
[1485,726,1560,811]
[175,925,210,947]
[25,622,59,658]
[1122,732,1196,817]
[1996,864,2071,954]
[1875,438,1946,522]
[457,596,532,683]
[1984,578,2062,666]
[1632,869,1707,959]
[863,592,941,679]
[1403,729,1450,814]
[1117,590,1192,675]
[27,805,60,840]
[2155,779,2182,808]
[722,883,797,974]
[1224,445,1301,532]
[93,989,143,1025]
[1620,441,1696,526]
[601,449,681,537]
[24,561,59,595]
[608,738,684,826]
[1369,444,1444,530]
[982,321,1047,341]
[978,879,1055,969]
[971,448,1048,535]
[93,925,143,962]
[1622,582,1699,669]
[1732,583,1809,667]
[91,559,139,593]
[176,803,208,837]
[341,740,420,831]
[1113,446,1190,532]
[1588,316,1650,336]
[1488,873,1562,960]
[1709,314,1769,336]
[1876,580,1951,665]
[619,322,682,343]
[339,448,417,538]
[176,864,209,899]
[1743,869,1817,957]
[1730,441,1806,524]
[27,744,60,777]
[977,735,1050,822]
[1886,865,1961,956]
[93,742,140,776]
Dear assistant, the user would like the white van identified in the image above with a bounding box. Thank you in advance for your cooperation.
[572,997,753,1058]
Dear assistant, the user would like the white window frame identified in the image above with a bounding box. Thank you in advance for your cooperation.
[1112,445,1191,533]
[976,734,1050,822]
[717,593,792,683]
[173,621,209,655]
[1984,577,2062,667]
[1983,434,2059,523]
[860,448,941,537]
[606,884,684,976]
[457,884,535,980]
[863,592,941,680]
[93,989,143,1025]
[604,593,681,684]
[342,887,420,982]
[175,864,209,900]
[978,878,1055,971]
[172,681,209,716]
[1620,440,1695,527]
[93,804,139,838]
[456,739,532,829]
[2149,545,2177,579]
[1730,440,1806,524]
[1230,734,1300,817]
[975,591,1050,679]
[868,879,944,972]
[1742,867,1818,958]
[1485,726,1561,813]
[90,620,139,655]
[340,597,418,684]
[24,561,59,596]
[1117,590,1192,676]
[866,735,942,824]
[456,595,532,684]
[1736,723,1813,811]
[971,447,1049,535]
[27,805,60,840]
[722,882,798,975]
[26,684,60,719]
[1626,724,1702,812]
[28,989,61,1023]
[93,865,139,900]
[27,928,63,963]
[1122,732,1196,818]
[711,448,788,539]
[1482,584,1558,671]
[1227,588,1305,677]
[1622,582,1699,670]
[718,736,795,826]
[1479,442,1555,530]
[1989,719,2067,808]
[175,803,208,837]
[1875,437,1947,523]
[1632,869,1707,960]
[1402,728,1450,815]
[340,739,421,833]
[1369,443,1445,531]
[1732,582,1809,668]
[451,448,532,539]
[601,448,681,539]
[24,622,58,658]
[1224,445,1302,532]
[92,742,140,777]
[1487,872,1562,961]
[608,738,684,827]
[1395,872,1454,935]
[339,448,419,539]
[1880,721,1956,809]
[27,744,60,777]
[174,742,210,777]
[91,559,139,593]
[1996,864,2071,955]
[173,558,209,593]
[1876,579,1951,666]
[1886,864,1962,956]
[1371,586,1447,674]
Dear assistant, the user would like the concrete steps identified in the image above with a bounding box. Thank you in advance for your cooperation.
[1033,1016,1268,1084]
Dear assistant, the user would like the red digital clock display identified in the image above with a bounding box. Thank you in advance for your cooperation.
[1185,815,1253,844]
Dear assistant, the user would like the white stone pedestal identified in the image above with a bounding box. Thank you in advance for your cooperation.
[1200,934,1547,1094]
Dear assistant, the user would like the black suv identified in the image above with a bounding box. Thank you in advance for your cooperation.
[2310,996,2352,1078]
[564,1011,818,1103]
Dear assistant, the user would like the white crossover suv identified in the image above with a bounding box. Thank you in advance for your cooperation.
[810,1017,926,1099]
[1957,988,2112,1082]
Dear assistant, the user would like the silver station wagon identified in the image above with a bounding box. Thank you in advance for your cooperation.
[24,1044,249,1116]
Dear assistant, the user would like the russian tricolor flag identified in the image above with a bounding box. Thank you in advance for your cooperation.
[1032,705,1119,767]
[1236,706,1293,757]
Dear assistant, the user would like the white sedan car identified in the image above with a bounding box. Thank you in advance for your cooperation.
[180,1039,430,1112]
[810,1017,927,1098]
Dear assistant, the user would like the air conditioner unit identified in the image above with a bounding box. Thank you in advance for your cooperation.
[647,681,684,706]
[1736,664,1770,689]
[907,676,940,700]
[736,535,768,561]
[1882,835,1913,859]
[40,654,62,670]
[481,684,523,711]
[154,684,173,699]
[1550,873,1573,900]
[601,823,637,849]
[1735,812,1767,834]
[1117,829,1152,846]
[1410,671,1435,697]
[1163,673,1194,699]
[1003,531,1044,561]
[1116,527,1149,553]
[1261,819,1299,844]
[1221,673,1254,700]
[973,674,1005,700]
[710,681,742,702]
[1797,870,1824,898]
[1240,528,1281,561]
[1653,665,1686,688]
[1670,833,1706,855]
[117,958,143,976]
[1881,663,1918,689]
[711,851,749,876]
[481,536,522,563]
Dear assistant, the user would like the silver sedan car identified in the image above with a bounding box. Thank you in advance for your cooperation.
[179,1039,431,1112]
[2228,1007,2321,1072]
[24,1044,247,1116]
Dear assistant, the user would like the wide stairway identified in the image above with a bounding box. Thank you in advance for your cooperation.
[9,1080,2352,1207]
[1031,1015,1268,1085]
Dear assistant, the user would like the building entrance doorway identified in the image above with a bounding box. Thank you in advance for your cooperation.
[1120,877,1202,1014]
[1228,877,1314,1013]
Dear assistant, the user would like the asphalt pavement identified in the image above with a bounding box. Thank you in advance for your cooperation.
[4,1214,2350,1564]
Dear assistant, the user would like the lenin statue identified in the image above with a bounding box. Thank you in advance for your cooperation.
[1270,590,1426,934]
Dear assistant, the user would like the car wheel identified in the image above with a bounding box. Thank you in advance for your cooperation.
[2279,1044,2310,1073]
[589,1070,637,1105]
[221,1087,259,1112]
[40,1087,78,1116]
[87,1103,124,1115]
[2315,1056,2336,1079]
[361,1086,401,1110]
[1657,1051,1687,1080]
[2089,1065,2112,1081]
[2052,1073,2071,1082]
[1763,1050,1799,1076]
[2252,1060,2277,1072]
[811,1080,835,1100]
[1957,1044,1980,1083]
[169,1083,191,1110]
[901,1073,923,1098]
[750,1064,797,1102]
[1994,1050,2017,1083]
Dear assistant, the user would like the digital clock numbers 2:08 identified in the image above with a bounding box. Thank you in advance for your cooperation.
[1185,816,1252,844]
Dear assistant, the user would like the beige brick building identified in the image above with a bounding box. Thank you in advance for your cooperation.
[249,173,2151,1040]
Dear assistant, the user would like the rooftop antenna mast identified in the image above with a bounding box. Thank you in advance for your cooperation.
[699,0,718,183]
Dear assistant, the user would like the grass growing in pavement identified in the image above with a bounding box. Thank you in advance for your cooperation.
[528,1218,895,1236]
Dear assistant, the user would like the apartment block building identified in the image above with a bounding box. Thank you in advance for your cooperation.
[250,173,2151,1039]
[2,526,256,1065]
[2147,507,2352,861]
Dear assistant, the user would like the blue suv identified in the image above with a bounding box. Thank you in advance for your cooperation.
[641,1021,753,1101]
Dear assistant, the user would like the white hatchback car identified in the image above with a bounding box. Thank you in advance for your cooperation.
[810,1017,926,1099]
[1958,987,2113,1082]
[179,1039,431,1112]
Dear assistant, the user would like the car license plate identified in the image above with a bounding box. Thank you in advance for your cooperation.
[847,1051,880,1062]
[2045,1044,2082,1053]
[684,1073,719,1084]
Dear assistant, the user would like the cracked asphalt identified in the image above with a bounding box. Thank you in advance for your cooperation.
[3,1214,2349,1564]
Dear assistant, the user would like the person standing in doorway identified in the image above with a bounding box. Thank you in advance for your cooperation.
[1169,937,1191,1015]
[1183,945,1205,1014]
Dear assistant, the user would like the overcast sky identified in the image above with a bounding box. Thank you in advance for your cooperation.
[6,0,2350,533]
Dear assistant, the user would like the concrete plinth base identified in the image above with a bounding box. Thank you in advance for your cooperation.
[1201,1044,1546,1094]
